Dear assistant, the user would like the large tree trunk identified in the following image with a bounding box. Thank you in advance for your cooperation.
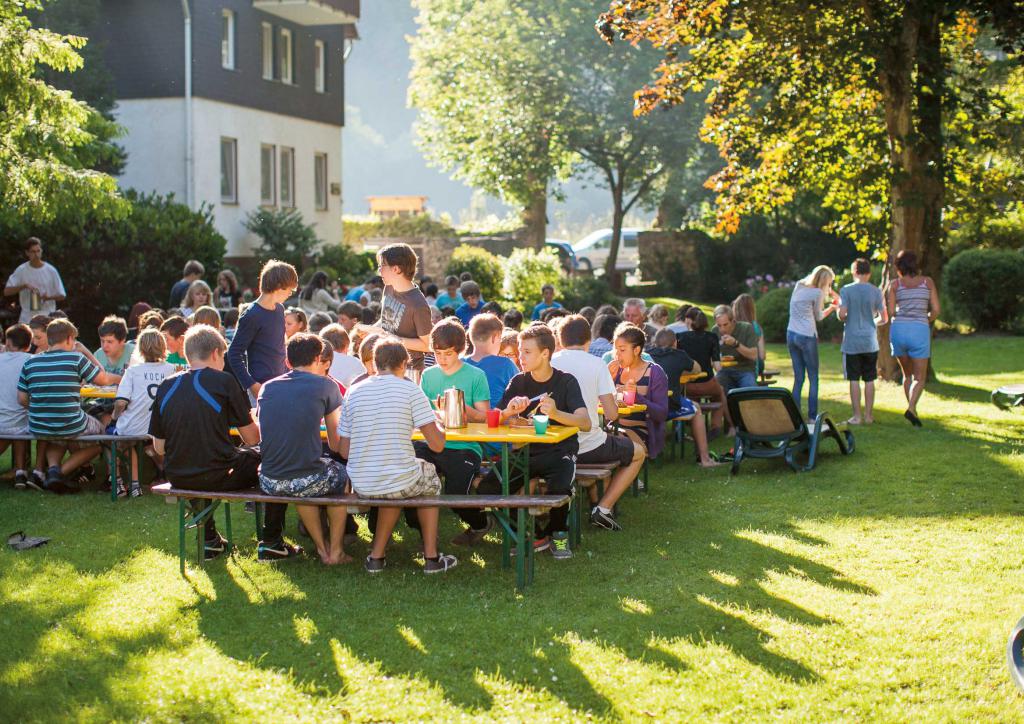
[520,185,547,250]
[875,2,945,381]
[606,175,626,290]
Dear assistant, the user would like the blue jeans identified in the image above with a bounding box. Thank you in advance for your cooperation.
[716,368,757,394]
[787,330,820,418]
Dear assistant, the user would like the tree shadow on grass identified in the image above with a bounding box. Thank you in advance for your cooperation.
[187,507,867,717]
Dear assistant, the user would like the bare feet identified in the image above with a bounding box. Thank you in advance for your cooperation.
[863,417,874,425]
[317,546,331,564]
[845,417,861,425]
[699,459,722,468]
[327,551,353,565]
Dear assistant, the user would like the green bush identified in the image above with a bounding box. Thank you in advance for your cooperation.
[445,245,504,301]
[503,248,562,305]
[0,191,226,343]
[378,214,454,239]
[317,242,377,286]
[560,275,619,311]
[944,248,1024,330]
[755,285,844,343]
[244,208,319,272]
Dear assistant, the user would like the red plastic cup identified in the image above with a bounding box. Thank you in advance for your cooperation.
[622,389,637,406]
[487,408,501,428]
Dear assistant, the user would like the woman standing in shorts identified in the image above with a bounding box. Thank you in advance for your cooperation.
[886,250,940,427]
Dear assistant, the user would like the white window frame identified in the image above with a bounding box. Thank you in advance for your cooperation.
[314,152,328,211]
[280,146,295,208]
[220,137,238,204]
[260,143,277,206]
[261,22,274,80]
[314,39,325,93]
[221,10,235,70]
[279,28,293,85]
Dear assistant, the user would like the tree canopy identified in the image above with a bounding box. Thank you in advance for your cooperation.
[0,0,125,225]
[598,0,1024,279]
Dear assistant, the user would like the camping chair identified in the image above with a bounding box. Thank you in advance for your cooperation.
[725,387,854,475]
[992,384,1024,411]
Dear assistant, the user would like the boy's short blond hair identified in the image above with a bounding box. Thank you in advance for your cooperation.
[468,313,503,343]
[373,336,409,372]
[191,306,221,329]
[320,323,350,353]
[136,328,168,363]
[183,324,226,364]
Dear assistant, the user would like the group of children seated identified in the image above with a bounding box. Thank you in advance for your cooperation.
[2,242,729,576]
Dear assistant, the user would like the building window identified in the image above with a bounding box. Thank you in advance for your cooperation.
[314,153,328,210]
[261,22,274,80]
[220,137,237,203]
[221,10,235,69]
[280,147,295,208]
[314,40,325,93]
[279,28,293,84]
[260,144,276,206]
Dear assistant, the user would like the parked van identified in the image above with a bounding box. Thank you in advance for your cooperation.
[572,228,643,273]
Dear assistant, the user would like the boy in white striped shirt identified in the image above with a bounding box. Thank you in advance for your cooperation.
[338,337,457,575]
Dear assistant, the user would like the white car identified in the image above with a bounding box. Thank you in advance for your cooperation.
[572,228,643,273]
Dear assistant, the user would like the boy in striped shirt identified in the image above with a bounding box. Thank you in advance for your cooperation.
[17,318,121,493]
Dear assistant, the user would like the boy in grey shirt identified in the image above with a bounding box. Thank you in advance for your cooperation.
[839,259,888,424]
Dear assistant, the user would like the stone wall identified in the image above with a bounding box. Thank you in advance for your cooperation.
[365,234,529,279]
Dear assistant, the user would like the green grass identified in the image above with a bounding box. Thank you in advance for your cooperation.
[3,335,1024,720]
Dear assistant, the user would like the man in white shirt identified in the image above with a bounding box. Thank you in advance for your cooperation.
[4,238,66,324]
[551,315,645,532]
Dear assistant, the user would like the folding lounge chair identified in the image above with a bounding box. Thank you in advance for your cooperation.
[992,384,1024,411]
[725,387,854,475]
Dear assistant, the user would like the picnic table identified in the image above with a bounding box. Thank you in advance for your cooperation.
[597,403,647,417]
[81,385,117,399]
[412,422,578,580]
[230,421,578,586]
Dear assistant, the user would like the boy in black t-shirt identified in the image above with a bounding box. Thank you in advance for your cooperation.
[477,323,590,559]
[150,325,301,561]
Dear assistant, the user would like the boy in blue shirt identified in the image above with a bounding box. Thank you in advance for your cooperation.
[435,275,463,310]
[839,258,888,425]
[454,280,483,327]
[531,284,563,321]
[464,313,518,409]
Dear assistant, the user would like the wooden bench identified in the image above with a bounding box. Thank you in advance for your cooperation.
[1,433,152,501]
[150,483,570,592]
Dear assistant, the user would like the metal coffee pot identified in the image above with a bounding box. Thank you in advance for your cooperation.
[439,387,466,428]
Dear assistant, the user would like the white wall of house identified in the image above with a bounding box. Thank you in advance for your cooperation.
[114,97,342,258]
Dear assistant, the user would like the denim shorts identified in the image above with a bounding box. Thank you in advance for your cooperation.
[890,323,930,359]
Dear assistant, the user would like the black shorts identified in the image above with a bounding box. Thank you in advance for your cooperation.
[577,434,634,467]
[843,352,879,382]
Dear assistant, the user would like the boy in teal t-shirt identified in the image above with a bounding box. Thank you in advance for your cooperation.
[415,318,492,545]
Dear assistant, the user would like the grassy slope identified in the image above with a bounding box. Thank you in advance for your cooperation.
[2,336,1024,721]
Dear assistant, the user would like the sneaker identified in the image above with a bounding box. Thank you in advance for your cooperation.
[28,470,45,492]
[364,555,386,574]
[550,531,573,560]
[129,482,142,498]
[511,536,550,556]
[450,516,494,546]
[257,541,303,561]
[116,478,128,499]
[44,467,73,495]
[204,534,229,560]
[14,471,28,490]
[424,552,458,575]
[590,507,622,532]
[74,464,95,488]
[244,501,256,514]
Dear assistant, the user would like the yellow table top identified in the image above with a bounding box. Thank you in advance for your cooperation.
[81,386,117,399]
[232,421,579,444]
[413,422,578,444]
[679,372,704,383]
[720,359,738,368]
[597,404,648,416]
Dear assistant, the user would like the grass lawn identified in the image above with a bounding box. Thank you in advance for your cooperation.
[2,335,1024,720]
